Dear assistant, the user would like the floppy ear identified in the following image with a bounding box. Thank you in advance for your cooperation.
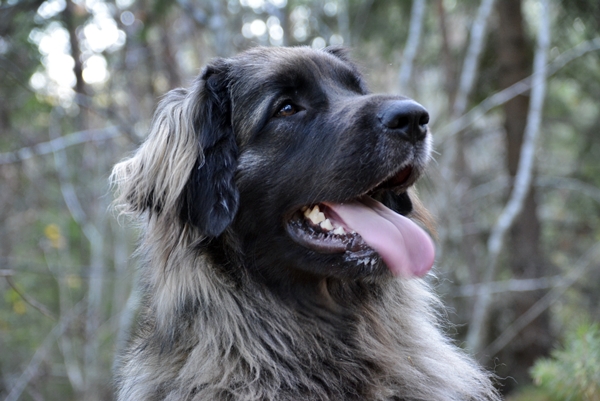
[111,60,238,237]
[179,63,239,236]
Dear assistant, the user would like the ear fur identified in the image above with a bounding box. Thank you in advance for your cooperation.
[323,46,352,62]
[111,60,238,237]
[179,63,239,236]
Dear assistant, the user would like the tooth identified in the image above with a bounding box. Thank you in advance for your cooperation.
[306,205,326,225]
[320,219,334,231]
[332,226,345,235]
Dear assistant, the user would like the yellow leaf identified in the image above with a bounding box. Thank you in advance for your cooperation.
[44,224,65,249]
[44,224,61,241]
[13,300,27,315]
[66,274,81,289]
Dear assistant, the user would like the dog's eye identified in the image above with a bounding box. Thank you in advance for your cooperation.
[275,102,300,118]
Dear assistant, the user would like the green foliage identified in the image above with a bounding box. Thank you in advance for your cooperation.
[527,324,600,401]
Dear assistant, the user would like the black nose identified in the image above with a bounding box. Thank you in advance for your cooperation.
[377,100,429,142]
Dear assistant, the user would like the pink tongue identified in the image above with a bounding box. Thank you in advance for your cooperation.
[324,198,435,277]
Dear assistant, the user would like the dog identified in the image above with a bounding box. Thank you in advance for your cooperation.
[111,46,500,400]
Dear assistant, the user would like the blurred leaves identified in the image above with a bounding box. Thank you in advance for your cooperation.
[532,324,600,400]
[511,323,600,401]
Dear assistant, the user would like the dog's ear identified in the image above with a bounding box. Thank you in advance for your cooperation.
[111,59,238,237]
[323,46,352,62]
[179,62,239,237]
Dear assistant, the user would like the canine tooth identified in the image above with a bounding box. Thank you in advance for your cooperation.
[332,226,345,235]
[306,206,326,225]
[320,219,334,231]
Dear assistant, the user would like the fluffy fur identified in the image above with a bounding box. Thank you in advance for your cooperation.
[112,46,500,401]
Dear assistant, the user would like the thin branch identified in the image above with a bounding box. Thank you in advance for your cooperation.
[47,107,108,393]
[42,247,85,393]
[459,174,600,206]
[466,0,551,355]
[452,0,496,118]
[4,302,86,401]
[111,275,141,374]
[436,0,457,104]
[3,275,57,320]
[537,176,600,204]
[0,126,122,165]
[437,37,600,138]
[456,275,566,297]
[483,242,600,357]
[398,0,426,92]
[48,108,102,243]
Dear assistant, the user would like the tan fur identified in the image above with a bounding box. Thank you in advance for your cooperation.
[112,47,501,401]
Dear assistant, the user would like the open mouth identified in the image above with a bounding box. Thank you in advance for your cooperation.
[285,166,435,277]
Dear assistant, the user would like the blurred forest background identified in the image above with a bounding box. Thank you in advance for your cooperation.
[1,0,600,400]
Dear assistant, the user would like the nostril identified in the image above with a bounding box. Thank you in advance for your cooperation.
[378,99,429,141]
[386,116,410,131]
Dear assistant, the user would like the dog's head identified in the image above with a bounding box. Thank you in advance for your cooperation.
[112,46,435,284]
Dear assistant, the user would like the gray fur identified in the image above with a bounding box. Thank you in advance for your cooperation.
[112,47,501,401]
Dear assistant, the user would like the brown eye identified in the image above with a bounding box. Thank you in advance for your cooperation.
[276,103,299,117]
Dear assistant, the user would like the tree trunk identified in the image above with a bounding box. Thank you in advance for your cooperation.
[496,0,552,392]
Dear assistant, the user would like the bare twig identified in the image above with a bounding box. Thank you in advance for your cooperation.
[3,275,57,320]
[452,0,496,118]
[111,274,141,373]
[483,242,600,356]
[456,275,567,297]
[466,0,551,355]
[537,176,600,203]
[42,246,86,393]
[48,107,108,394]
[437,37,600,138]
[0,126,122,165]
[4,302,86,401]
[398,0,426,92]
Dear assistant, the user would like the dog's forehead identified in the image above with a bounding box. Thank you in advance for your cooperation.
[227,47,364,94]
[224,47,368,146]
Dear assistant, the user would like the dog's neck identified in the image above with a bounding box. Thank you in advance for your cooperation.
[206,230,388,315]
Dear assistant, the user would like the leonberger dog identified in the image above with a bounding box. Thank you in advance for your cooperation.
[112,46,500,400]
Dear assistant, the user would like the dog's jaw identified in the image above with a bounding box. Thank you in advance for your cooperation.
[285,195,435,278]
[283,164,435,278]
